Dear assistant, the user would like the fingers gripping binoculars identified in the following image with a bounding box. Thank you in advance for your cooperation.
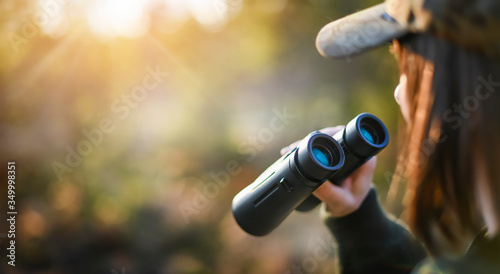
[232,113,389,236]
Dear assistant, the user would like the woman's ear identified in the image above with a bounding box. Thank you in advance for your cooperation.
[395,73,410,122]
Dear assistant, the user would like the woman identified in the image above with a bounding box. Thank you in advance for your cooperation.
[283,0,500,273]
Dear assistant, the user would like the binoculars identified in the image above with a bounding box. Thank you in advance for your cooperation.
[232,113,389,236]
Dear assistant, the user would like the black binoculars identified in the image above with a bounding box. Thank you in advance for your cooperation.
[232,113,389,236]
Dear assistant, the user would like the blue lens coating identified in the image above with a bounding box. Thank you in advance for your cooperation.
[360,127,374,144]
[312,148,330,166]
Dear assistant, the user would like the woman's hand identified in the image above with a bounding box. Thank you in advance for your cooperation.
[281,126,376,218]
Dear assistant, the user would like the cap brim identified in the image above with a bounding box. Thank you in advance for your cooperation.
[316,3,408,59]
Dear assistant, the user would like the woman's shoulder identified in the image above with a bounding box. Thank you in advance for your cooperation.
[413,257,500,274]
[413,232,500,274]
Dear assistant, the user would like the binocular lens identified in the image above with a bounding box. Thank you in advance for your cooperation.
[312,146,331,166]
[360,126,376,144]
[359,117,386,145]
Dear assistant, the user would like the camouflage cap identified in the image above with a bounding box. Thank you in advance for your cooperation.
[316,0,500,59]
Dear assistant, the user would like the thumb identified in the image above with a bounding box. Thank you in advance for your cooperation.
[348,156,377,197]
[313,177,352,203]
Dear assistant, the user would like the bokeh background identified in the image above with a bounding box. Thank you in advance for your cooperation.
[0,0,405,273]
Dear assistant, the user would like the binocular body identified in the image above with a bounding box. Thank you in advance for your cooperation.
[232,113,389,236]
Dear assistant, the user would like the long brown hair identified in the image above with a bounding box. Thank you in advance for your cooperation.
[391,33,500,255]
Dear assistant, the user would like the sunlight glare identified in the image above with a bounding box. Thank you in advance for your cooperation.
[86,0,150,38]
[83,0,243,38]
[37,0,68,38]
[186,0,227,30]
[187,0,243,31]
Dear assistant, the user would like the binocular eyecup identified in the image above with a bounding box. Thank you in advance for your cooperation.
[296,113,389,211]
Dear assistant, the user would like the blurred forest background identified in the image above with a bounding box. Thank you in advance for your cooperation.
[0,0,405,273]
